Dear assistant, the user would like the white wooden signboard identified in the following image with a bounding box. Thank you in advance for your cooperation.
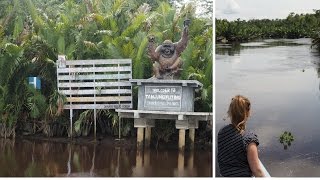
[56,55,132,138]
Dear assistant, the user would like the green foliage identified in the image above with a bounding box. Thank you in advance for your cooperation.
[133,32,149,78]
[105,110,132,136]
[311,32,320,51]
[13,16,23,39]
[74,110,93,136]
[26,87,47,119]
[217,10,320,42]
[0,42,29,132]
[0,0,212,140]
[46,90,66,117]
[152,120,176,148]
[57,36,65,54]
[279,131,294,150]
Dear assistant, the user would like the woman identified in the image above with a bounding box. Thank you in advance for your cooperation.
[217,95,265,177]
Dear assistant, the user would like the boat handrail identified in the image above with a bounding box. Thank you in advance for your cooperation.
[259,159,271,177]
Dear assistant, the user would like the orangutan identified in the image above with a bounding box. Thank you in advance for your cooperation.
[148,19,190,79]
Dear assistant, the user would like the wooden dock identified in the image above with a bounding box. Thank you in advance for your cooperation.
[116,109,212,151]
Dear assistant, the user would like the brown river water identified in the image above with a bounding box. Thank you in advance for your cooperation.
[216,38,320,177]
[0,138,212,177]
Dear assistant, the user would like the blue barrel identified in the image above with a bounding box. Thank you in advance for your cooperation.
[28,77,41,89]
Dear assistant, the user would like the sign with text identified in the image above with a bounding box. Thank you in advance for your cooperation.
[144,86,182,110]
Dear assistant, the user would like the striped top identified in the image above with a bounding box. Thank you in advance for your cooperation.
[217,124,259,177]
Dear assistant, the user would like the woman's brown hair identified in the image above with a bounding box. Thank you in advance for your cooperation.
[227,95,251,132]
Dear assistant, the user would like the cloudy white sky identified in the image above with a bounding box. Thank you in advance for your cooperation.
[216,0,320,20]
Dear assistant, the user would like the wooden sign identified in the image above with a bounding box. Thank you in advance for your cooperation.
[56,59,132,110]
[144,86,182,110]
[56,57,133,138]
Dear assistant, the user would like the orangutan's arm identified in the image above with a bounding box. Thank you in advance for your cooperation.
[175,26,189,57]
[147,36,160,62]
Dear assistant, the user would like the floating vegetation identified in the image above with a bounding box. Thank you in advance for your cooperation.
[279,131,294,150]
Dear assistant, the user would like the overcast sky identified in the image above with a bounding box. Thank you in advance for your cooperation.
[216,0,320,21]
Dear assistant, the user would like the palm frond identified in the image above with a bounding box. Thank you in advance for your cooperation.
[57,35,65,54]
[106,110,119,128]
[132,32,148,78]
[13,16,24,39]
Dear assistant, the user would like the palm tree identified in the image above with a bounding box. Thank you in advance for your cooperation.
[0,0,213,140]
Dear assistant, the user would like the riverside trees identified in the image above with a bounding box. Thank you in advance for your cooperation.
[216,11,320,43]
[0,0,212,141]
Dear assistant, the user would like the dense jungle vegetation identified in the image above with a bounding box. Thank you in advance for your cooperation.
[216,10,320,48]
[0,0,213,144]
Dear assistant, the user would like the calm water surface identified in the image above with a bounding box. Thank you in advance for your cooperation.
[0,138,212,177]
[216,38,320,177]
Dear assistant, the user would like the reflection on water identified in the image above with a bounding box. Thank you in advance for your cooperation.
[0,138,212,177]
[216,38,312,56]
[173,152,197,177]
[133,149,201,177]
[216,38,320,177]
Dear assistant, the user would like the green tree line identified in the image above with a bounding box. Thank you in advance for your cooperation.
[0,0,212,144]
[216,10,320,43]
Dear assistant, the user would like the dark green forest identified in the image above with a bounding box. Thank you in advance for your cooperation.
[0,0,212,144]
[216,10,320,49]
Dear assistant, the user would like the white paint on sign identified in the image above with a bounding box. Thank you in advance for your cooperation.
[144,86,182,110]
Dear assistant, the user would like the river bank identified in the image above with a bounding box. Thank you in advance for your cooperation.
[12,132,212,151]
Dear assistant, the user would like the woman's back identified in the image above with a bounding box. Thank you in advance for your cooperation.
[218,124,259,177]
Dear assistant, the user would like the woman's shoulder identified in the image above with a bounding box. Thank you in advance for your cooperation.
[243,130,259,147]
[218,124,235,135]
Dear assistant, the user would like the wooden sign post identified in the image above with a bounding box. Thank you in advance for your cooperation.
[56,56,132,139]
